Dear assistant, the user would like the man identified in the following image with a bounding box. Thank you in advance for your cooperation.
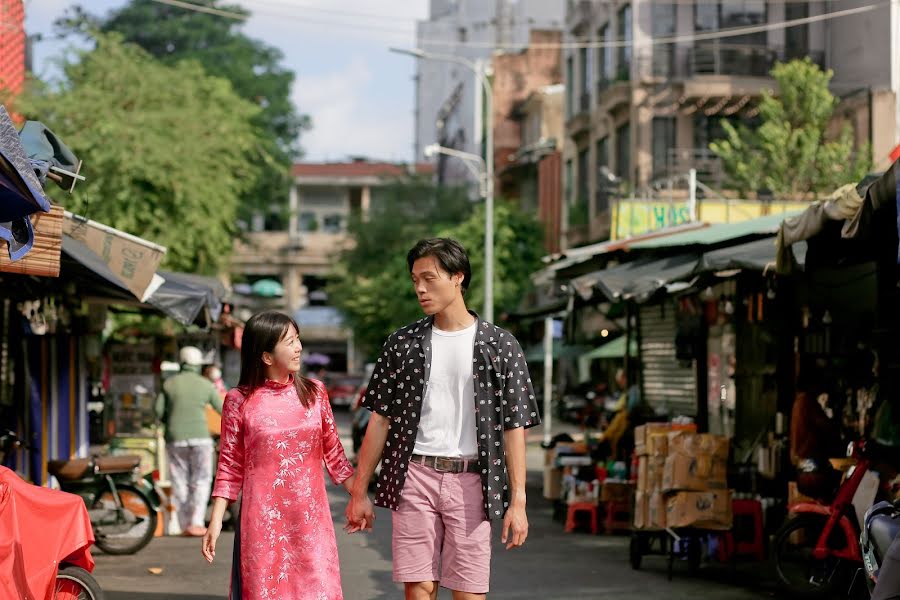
[346,238,540,600]
[156,346,223,537]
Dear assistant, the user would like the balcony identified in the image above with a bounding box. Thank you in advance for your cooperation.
[654,148,725,188]
[635,45,826,84]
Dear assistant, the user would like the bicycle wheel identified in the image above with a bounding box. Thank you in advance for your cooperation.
[92,484,157,555]
[773,513,851,599]
[54,565,103,600]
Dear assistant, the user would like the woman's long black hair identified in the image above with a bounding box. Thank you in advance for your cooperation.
[238,310,317,407]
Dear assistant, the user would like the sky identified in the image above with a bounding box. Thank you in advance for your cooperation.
[23,0,431,163]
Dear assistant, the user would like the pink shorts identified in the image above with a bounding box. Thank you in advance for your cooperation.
[392,461,492,593]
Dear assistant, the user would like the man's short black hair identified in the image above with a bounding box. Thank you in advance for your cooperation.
[407,238,472,293]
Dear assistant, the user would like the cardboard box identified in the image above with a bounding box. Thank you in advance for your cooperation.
[543,467,562,500]
[662,453,727,492]
[648,433,669,457]
[667,432,729,461]
[647,457,665,493]
[635,423,671,456]
[601,481,634,504]
[649,492,668,529]
[637,457,649,492]
[665,490,732,529]
[634,492,650,529]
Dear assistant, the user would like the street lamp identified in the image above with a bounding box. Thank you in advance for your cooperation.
[423,143,488,197]
[391,46,495,323]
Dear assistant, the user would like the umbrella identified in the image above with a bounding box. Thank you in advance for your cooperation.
[0,106,50,222]
[251,278,284,297]
[303,353,330,366]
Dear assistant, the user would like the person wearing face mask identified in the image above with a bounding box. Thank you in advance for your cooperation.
[156,346,224,537]
[203,363,228,400]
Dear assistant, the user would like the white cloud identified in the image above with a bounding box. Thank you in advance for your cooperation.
[293,56,414,162]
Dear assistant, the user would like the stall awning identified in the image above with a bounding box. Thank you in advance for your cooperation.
[580,336,637,361]
[694,237,807,274]
[62,236,224,326]
[629,211,800,250]
[524,343,589,364]
[574,253,701,303]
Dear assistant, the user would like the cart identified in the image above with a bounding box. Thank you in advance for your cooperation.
[629,527,717,580]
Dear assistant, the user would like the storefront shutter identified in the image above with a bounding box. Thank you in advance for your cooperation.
[639,301,696,418]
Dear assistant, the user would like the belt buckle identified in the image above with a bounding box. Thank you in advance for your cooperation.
[433,457,454,473]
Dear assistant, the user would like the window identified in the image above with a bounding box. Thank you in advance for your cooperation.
[652,117,676,178]
[597,24,614,90]
[565,159,573,205]
[565,56,575,118]
[299,211,318,232]
[720,0,766,46]
[578,46,590,112]
[651,4,676,76]
[615,122,631,181]
[322,214,344,233]
[617,5,632,81]
[571,148,590,226]
[595,136,610,213]
[785,3,809,61]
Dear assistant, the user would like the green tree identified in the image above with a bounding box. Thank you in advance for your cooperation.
[15,33,264,273]
[57,0,310,222]
[710,58,871,199]
[329,184,544,355]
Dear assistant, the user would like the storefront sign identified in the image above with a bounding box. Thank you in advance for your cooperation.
[63,214,165,301]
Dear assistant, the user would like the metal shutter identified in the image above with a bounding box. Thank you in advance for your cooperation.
[639,301,696,417]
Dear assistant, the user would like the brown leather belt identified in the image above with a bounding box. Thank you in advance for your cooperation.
[410,454,481,474]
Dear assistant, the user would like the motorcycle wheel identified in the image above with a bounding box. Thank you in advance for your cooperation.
[773,513,851,599]
[92,484,157,555]
[54,565,103,600]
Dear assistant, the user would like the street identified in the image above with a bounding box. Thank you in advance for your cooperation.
[92,410,777,600]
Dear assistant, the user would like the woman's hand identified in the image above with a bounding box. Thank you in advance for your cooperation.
[202,519,223,563]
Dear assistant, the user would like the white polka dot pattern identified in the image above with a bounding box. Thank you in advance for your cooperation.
[360,313,540,520]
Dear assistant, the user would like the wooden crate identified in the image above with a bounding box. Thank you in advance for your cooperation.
[0,205,63,277]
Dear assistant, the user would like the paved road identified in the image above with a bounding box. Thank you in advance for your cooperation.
[93,410,778,599]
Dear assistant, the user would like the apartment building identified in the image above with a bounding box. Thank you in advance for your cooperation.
[561,0,898,247]
[415,0,565,188]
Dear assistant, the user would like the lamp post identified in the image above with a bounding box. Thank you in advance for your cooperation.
[391,47,494,322]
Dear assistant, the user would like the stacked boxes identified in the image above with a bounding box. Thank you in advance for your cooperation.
[633,424,732,530]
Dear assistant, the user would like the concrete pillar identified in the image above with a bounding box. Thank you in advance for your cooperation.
[633,87,654,187]
[288,184,299,239]
[283,267,303,313]
[361,185,371,221]
[767,2,786,51]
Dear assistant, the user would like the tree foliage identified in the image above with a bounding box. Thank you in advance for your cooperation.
[329,183,544,356]
[15,33,264,273]
[57,0,310,220]
[710,58,871,199]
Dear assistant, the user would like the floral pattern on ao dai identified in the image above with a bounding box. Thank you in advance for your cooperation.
[212,378,353,600]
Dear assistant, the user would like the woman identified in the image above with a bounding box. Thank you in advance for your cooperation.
[202,311,359,599]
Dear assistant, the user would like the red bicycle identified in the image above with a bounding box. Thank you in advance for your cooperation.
[773,440,886,598]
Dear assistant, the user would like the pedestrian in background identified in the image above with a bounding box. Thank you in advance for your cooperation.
[203,363,228,400]
[203,310,359,600]
[156,346,223,537]
[346,238,541,600]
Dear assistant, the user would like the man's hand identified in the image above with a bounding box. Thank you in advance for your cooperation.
[344,492,375,534]
[501,503,528,549]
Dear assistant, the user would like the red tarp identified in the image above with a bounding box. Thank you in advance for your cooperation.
[0,466,94,600]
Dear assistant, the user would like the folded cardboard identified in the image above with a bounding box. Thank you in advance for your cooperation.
[601,480,634,503]
[635,423,671,456]
[665,490,732,529]
[647,457,665,493]
[662,453,727,492]
[633,492,650,529]
[649,491,668,529]
[637,457,648,492]
[543,466,562,500]
[667,432,729,461]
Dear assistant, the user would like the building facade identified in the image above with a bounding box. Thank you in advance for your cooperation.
[561,0,898,248]
[415,0,565,188]
[229,160,432,371]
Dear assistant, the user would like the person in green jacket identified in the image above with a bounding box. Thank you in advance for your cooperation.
[156,346,224,537]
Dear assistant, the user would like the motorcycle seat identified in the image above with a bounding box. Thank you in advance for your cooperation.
[94,455,142,474]
[47,458,91,481]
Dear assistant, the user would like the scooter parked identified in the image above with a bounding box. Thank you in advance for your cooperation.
[859,499,900,596]
[47,450,161,555]
[0,462,103,599]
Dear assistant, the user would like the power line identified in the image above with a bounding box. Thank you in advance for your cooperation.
[237,0,420,24]
[148,0,247,20]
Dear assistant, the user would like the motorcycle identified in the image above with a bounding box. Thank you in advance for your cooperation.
[47,449,162,555]
[773,439,887,598]
[859,498,900,595]
[0,433,103,599]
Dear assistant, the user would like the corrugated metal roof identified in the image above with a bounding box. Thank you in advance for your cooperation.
[628,211,801,249]
[291,162,434,178]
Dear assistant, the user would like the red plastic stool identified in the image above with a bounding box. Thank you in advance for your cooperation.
[565,502,599,534]
[603,500,632,534]
[727,498,765,561]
